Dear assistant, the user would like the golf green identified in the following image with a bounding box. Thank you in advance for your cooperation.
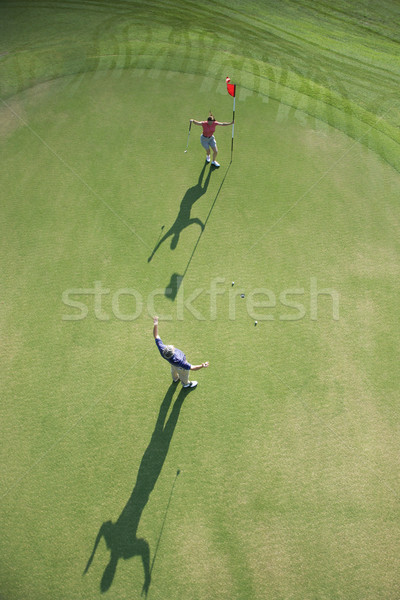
[1,2,400,599]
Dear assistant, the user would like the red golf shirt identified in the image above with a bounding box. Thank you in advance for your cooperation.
[201,120,220,137]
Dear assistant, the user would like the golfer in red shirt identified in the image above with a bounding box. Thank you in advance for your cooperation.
[190,113,233,168]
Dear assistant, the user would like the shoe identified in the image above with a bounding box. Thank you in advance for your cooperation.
[206,156,211,163]
[183,381,198,388]
[212,161,220,168]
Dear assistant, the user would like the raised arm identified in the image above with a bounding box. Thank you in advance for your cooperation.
[153,316,160,339]
[216,120,234,126]
[190,119,203,126]
[83,522,108,575]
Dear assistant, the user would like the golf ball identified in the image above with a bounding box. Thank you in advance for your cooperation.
[232,281,234,286]
[254,321,258,326]
[241,293,245,298]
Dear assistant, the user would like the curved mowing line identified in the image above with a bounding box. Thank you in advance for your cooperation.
[1,0,400,171]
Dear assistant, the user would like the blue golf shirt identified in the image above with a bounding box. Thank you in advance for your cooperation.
[155,337,191,370]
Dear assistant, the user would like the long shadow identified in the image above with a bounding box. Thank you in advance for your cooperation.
[83,384,187,596]
[182,162,231,279]
[147,161,212,262]
[164,162,231,300]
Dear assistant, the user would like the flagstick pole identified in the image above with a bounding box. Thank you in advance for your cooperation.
[231,95,235,162]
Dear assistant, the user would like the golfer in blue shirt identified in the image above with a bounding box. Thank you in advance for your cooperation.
[153,316,209,388]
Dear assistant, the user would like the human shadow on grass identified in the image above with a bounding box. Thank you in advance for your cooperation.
[164,162,231,301]
[147,161,212,263]
[83,384,187,596]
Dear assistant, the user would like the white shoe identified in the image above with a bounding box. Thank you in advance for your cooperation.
[206,156,211,163]
[212,160,220,167]
[183,381,198,388]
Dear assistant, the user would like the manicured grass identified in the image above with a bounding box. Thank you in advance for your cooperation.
[1,2,400,599]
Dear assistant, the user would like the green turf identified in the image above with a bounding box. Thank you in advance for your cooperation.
[1,2,400,599]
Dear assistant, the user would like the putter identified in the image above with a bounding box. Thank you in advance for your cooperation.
[184,121,191,153]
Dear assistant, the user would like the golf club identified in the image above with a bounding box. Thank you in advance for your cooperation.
[184,121,191,153]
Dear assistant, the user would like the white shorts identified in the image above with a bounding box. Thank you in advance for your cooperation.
[200,134,217,150]
[171,365,190,385]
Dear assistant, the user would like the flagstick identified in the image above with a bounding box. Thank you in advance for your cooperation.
[231,95,236,162]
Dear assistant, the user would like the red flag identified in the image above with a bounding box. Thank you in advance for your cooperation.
[226,76,236,97]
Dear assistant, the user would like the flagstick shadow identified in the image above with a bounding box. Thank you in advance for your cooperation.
[164,162,231,300]
[182,162,231,279]
[148,162,211,263]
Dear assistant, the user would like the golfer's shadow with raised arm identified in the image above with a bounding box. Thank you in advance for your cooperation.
[147,162,212,262]
[83,384,186,596]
